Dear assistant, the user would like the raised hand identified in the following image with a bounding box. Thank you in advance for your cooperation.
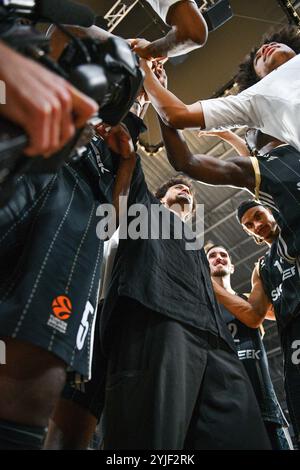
[95,123,135,159]
[129,38,167,62]
[152,61,168,88]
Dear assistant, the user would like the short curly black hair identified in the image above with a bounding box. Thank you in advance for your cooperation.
[155,175,196,212]
[235,25,300,92]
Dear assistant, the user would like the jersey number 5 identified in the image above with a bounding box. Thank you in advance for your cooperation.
[76,301,95,351]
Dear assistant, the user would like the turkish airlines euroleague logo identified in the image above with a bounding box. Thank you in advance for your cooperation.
[52,296,72,321]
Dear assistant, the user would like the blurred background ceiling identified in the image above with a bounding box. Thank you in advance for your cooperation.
[76,0,300,429]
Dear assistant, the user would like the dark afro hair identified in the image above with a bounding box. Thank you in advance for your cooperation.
[155,175,196,212]
[235,25,300,92]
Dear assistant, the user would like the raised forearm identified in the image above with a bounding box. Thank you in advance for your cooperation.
[213,283,265,328]
[164,0,207,57]
[113,156,137,222]
[143,69,204,128]
[144,30,200,59]
[217,131,250,157]
[142,0,207,58]
[158,115,192,170]
[158,117,252,187]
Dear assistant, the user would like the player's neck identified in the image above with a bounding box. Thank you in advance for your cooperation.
[213,275,235,294]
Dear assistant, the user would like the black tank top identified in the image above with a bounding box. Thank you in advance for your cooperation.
[259,242,300,336]
[250,144,300,262]
[220,296,286,425]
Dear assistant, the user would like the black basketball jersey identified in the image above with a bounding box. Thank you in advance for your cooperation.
[250,144,300,262]
[220,300,286,425]
[259,241,300,336]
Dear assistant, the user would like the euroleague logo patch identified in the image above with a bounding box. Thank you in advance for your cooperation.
[52,295,72,321]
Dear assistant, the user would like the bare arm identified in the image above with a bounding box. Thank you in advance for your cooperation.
[198,130,250,157]
[141,60,205,128]
[212,281,264,328]
[249,264,275,321]
[132,1,207,59]
[264,304,276,321]
[95,123,136,222]
[112,157,137,222]
[158,115,255,190]
[212,266,271,328]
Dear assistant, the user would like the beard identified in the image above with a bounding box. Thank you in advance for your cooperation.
[212,268,228,277]
[175,192,192,205]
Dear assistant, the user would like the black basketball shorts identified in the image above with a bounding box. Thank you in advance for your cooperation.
[0,160,105,379]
